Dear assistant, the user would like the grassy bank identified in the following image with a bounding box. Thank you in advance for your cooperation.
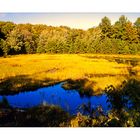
[0,54,140,95]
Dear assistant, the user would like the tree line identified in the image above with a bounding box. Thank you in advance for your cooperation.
[0,15,140,56]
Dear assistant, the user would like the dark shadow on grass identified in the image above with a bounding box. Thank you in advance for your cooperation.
[84,73,129,78]
[61,78,96,97]
[0,75,62,95]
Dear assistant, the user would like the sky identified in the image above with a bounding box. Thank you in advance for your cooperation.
[0,13,140,30]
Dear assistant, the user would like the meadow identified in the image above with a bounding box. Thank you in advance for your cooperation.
[0,54,140,126]
[0,54,140,95]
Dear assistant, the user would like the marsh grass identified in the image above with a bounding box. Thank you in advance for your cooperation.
[0,54,140,94]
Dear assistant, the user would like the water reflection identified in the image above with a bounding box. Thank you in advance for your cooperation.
[0,78,139,116]
[0,83,111,115]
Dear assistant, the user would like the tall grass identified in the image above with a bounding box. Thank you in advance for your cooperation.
[0,54,140,94]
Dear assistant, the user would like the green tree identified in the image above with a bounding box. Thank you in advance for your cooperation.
[112,15,129,40]
[0,21,15,39]
[7,24,36,54]
[99,16,112,38]
[37,26,70,53]
[124,21,138,43]
[134,17,140,40]
[82,27,102,53]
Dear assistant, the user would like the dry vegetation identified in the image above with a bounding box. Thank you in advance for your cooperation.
[0,54,140,94]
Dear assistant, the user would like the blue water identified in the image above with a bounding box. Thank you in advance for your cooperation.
[0,83,111,115]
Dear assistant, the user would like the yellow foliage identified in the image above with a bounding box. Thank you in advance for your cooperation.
[0,54,139,93]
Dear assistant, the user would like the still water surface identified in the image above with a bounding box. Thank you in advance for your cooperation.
[0,83,111,115]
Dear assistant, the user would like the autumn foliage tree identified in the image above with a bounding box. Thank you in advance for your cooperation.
[0,15,140,56]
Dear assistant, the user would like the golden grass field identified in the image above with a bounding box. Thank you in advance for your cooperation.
[0,54,140,94]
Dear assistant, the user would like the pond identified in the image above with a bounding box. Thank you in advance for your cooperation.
[0,83,112,115]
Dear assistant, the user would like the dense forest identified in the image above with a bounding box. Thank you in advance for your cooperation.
[0,15,140,56]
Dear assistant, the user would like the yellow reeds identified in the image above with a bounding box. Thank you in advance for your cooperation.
[0,54,139,93]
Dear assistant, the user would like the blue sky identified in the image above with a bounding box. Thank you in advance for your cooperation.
[0,13,140,30]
